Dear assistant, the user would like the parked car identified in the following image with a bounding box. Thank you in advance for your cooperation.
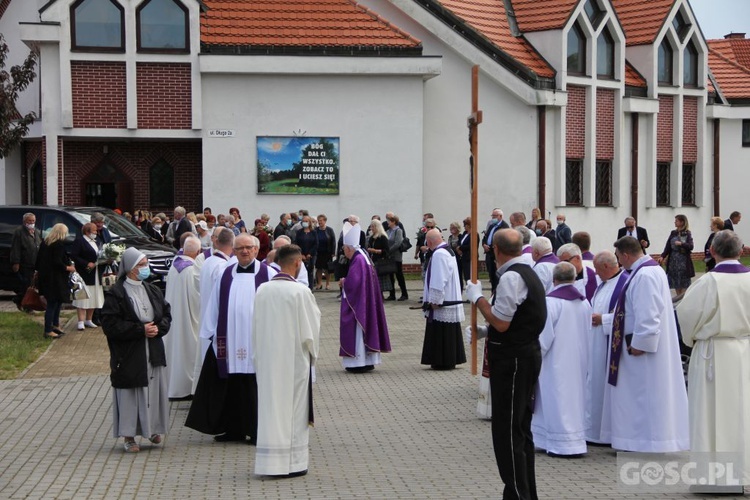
[0,206,176,293]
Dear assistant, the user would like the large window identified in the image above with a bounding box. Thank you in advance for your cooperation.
[137,0,189,52]
[682,163,695,206]
[743,120,750,147]
[566,159,583,206]
[597,29,615,78]
[684,42,698,86]
[567,23,587,75]
[149,160,175,208]
[672,10,691,41]
[595,160,612,206]
[71,0,124,51]
[656,162,671,206]
[658,40,673,84]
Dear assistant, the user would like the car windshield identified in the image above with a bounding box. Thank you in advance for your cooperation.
[67,209,146,240]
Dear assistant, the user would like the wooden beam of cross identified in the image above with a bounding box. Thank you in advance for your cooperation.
[467,65,482,376]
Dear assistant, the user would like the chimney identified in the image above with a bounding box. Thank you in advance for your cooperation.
[724,33,747,39]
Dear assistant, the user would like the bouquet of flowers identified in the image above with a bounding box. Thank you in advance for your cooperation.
[100,243,126,263]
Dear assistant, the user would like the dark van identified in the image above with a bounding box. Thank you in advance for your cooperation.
[0,206,176,292]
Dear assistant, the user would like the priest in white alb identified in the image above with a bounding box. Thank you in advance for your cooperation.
[557,243,599,303]
[587,250,628,444]
[191,227,233,393]
[677,230,750,488]
[164,236,202,399]
[185,234,276,444]
[532,262,591,457]
[531,237,559,293]
[608,236,688,452]
[253,244,320,477]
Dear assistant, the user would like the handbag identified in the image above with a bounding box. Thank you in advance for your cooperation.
[101,264,118,291]
[399,235,413,253]
[21,285,47,311]
[69,271,91,301]
[327,260,336,273]
[374,258,397,276]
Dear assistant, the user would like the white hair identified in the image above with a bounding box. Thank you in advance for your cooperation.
[556,243,581,259]
[174,206,186,217]
[183,236,201,254]
[532,236,552,254]
[348,214,360,224]
[273,235,292,248]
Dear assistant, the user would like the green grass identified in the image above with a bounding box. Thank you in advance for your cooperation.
[260,178,338,195]
[0,312,53,379]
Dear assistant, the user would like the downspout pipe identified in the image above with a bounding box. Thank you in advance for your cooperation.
[538,106,546,215]
[631,113,639,220]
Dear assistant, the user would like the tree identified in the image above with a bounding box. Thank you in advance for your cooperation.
[0,34,38,159]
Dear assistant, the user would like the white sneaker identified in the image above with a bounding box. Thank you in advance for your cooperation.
[77,321,85,331]
[84,321,97,328]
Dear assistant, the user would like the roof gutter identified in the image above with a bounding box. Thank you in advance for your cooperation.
[413,0,555,90]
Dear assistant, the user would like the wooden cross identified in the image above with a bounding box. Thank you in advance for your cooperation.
[468,65,482,376]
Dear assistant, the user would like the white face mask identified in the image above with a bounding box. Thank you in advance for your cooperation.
[25,223,35,230]
[153,224,162,230]
[557,220,564,225]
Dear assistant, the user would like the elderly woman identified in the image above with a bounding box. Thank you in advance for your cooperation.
[70,222,105,330]
[101,247,172,453]
[658,214,695,296]
[251,218,271,261]
[36,223,76,339]
[703,217,725,272]
[229,207,247,233]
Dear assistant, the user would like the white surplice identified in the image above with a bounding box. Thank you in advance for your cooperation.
[532,285,591,455]
[676,261,750,483]
[199,260,277,374]
[609,256,689,452]
[192,252,231,393]
[423,247,465,323]
[163,256,201,398]
[586,271,625,444]
[533,261,556,293]
[252,277,320,476]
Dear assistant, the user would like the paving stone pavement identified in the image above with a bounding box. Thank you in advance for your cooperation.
[0,285,742,499]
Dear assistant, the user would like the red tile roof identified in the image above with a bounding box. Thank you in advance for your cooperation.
[707,37,750,71]
[200,0,421,49]
[511,0,579,33]
[707,49,750,100]
[610,0,674,46]
[437,0,555,78]
[624,60,647,87]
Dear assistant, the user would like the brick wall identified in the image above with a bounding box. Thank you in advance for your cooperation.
[595,88,614,159]
[566,86,586,158]
[682,96,698,163]
[657,95,674,162]
[58,141,202,213]
[71,61,127,128]
[136,63,192,129]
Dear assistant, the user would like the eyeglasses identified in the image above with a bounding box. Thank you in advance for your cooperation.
[562,256,578,263]
[234,245,257,252]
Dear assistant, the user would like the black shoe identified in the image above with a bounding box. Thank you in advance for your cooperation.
[363,365,375,372]
[385,295,396,301]
[214,433,246,442]
[546,451,585,459]
[397,295,408,301]
[52,327,65,336]
[285,469,308,478]
[345,367,368,373]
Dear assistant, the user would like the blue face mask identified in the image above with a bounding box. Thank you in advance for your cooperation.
[137,267,151,281]
[535,229,543,236]
[302,222,309,229]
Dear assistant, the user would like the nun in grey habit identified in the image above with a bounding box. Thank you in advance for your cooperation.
[101,247,172,453]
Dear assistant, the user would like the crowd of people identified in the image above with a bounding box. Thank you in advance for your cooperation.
[7,204,750,493]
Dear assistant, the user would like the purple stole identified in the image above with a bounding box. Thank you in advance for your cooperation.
[584,267,597,303]
[202,248,211,259]
[534,252,559,267]
[522,246,533,254]
[425,244,450,322]
[172,256,193,273]
[582,251,595,261]
[710,263,750,274]
[596,270,628,313]
[215,261,270,379]
[608,258,660,386]
[272,272,297,282]
[547,284,585,301]
[212,251,229,261]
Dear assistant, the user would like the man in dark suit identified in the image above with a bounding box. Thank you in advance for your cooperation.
[171,206,193,251]
[10,212,42,310]
[482,208,509,293]
[724,211,741,232]
[616,217,650,254]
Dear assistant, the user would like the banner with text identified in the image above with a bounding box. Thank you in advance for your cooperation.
[257,137,340,195]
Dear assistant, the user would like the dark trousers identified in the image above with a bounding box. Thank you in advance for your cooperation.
[13,267,34,306]
[44,299,63,333]
[388,261,408,297]
[489,347,541,500]
[486,257,499,294]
